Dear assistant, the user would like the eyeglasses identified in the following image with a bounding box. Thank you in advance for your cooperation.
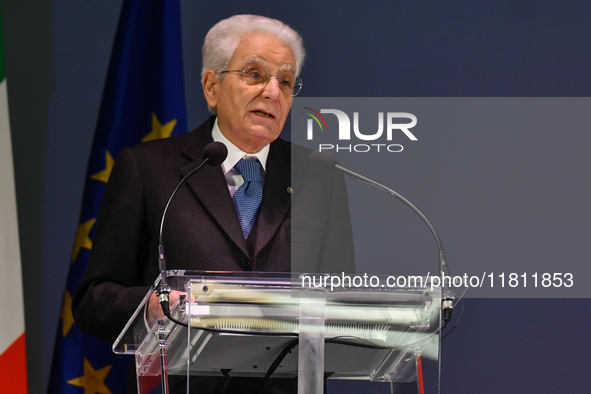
[220,69,303,97]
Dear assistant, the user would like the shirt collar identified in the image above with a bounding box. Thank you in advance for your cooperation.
[212,117,270,174]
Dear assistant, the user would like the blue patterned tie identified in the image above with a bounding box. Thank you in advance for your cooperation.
[232,159,263,239]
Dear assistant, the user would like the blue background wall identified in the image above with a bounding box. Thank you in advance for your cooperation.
[2,0,591,393]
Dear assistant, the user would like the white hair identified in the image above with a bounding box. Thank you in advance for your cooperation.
[201,15,305,114]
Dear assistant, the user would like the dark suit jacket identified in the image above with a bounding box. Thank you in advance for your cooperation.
[72,116,355,392]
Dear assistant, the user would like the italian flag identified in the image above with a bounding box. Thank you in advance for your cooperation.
[0,5,28,392]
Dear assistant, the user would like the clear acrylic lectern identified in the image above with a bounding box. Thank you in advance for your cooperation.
[113,270,448,394]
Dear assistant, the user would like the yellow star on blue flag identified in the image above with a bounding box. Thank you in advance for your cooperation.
[91,151,115,183]
[67,358,112,394]
[59,290,75,337]
[71,218,95,262]
[142,113,178,142]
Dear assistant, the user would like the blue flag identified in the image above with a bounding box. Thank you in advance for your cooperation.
[48,0,187,392]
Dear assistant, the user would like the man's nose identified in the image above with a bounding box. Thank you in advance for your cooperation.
[261,75,282,99]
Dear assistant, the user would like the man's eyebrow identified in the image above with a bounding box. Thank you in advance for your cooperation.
[244,58,269,68]
[243,58,295,74]
[279,65,296,74]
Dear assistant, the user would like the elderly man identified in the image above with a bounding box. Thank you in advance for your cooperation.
[73,14,354,394]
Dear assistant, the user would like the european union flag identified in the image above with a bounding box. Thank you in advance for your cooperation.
[48,0,187,392]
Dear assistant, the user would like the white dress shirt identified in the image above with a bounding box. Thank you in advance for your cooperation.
[212,118,270,198]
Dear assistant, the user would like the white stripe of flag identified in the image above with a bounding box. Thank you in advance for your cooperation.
[0,51,28,391]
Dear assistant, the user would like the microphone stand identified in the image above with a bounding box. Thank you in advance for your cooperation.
[334,164,455,322]
[156,142,228,326]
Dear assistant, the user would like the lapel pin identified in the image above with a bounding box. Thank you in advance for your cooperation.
[287,186,293,194]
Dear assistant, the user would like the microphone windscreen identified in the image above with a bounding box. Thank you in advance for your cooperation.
[308,150,337,174]
[203,142,228,166]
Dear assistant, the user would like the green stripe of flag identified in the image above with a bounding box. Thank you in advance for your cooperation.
[0,3,5,82]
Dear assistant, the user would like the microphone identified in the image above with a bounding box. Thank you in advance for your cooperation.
[156,142,228,324]
[308,149,338,174]
[309,150,454,322]
[202,141,228,166]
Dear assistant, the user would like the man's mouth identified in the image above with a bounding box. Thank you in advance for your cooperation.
[253,110,275,118]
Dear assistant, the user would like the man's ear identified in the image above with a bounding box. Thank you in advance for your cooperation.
[202,70,219,109]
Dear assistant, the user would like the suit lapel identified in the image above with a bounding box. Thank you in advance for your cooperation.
[180,118,248,256]
[254,139,292,255]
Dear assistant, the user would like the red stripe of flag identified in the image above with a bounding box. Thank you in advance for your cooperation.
[0,333,28,393]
